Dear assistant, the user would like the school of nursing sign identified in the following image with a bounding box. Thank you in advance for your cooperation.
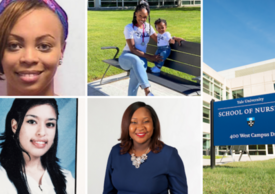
[213,93,275,146]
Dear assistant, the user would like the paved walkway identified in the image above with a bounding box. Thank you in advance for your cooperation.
[203,155,275,166]
[88,73,200,96]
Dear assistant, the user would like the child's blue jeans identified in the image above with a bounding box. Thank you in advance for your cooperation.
[154,45,171,68]
[119,51,150,96]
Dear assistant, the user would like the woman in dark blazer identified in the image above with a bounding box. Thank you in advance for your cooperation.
[103,101,188,194]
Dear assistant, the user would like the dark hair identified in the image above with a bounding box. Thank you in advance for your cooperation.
[154,18,167,28]
[0,99,67,194]
[119,101,164,155]
[132,0,151,35]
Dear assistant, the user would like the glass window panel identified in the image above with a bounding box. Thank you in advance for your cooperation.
[226,92,229,100]
[214,85,221,99]
[232,89,244,99]
[214,80,221,86]
[203,118,210,123]
[268,144,273,154]
[203,79,210,89]
[203,139,210,149]
[203,133,210,138]
[258,145,266,149]
[249,145,257,149]
[203,107,210,118]
[203,101,210,108]
[203,73,211,80]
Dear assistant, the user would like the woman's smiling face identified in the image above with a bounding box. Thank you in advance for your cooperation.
[1,8,64,95]
[12,104,57,159]
[135,9,148,26]
[129,107,154,145]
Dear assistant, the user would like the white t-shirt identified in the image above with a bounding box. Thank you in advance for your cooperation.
[123,23,155,52]
[157,32,172,47]
[0,165,75,194]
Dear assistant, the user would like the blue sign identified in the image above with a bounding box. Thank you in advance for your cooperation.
[213,93,275,146]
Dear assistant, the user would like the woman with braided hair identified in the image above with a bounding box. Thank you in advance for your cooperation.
[119,0,183,96]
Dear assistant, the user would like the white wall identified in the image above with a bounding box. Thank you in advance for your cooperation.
[227,70,275,97]
[88,98,202,194]
[77,98,86,194]
[55,0,86,96]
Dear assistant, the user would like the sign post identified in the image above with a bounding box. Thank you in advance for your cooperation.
[210,99,215,168]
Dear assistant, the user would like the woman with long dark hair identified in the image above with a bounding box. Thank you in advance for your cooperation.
[119,1,183,96]
[0,99,74,194]
[103,101,188,193]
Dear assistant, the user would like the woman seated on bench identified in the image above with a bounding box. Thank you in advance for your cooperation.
[119,0,183,96]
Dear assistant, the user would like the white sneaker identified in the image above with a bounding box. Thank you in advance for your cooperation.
[146,92,154,96]
[151,66,161,73]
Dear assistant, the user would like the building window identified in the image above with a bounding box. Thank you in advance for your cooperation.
[203,73,223,100]
[203,102,210,124]
[226,87,230,100]
[203,79,211,95]
[232,89,244,99]
[88,0,94,7]
[268,144,273,154]
[249,145,266,155]
[182,0,201,5]
[214,85,222,99]
[203,133,210,155]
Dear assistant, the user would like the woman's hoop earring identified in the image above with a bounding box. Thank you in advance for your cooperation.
[59,59,63,65]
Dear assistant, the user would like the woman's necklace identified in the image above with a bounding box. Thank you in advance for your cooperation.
[131,147,149,168]
[133,23,145,46]
[141,24,145,46]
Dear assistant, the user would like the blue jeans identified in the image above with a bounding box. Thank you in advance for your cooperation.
[154,45,171,68]
[119,51,150,96]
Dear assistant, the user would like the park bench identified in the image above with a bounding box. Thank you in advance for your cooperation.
[101,39,201,95]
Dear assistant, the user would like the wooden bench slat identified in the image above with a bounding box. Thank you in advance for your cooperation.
[167,51,200,68]
[162,59,201,77]
[146,47,200,69]
[148,39,200,55]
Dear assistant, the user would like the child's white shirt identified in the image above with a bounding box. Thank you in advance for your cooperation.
[157,32,172,46]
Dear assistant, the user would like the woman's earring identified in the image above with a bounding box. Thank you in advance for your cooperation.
[59,59,63,65]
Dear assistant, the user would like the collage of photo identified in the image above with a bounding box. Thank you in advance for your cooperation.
[0,0,275,193]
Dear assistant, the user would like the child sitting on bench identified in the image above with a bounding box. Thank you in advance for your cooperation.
[151,18,176,73]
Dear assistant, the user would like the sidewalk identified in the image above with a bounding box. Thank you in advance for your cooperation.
[88,73,200,96]
[203,155,275,166]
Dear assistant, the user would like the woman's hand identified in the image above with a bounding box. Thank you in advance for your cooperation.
[174,37,185,46]
[149,54,163,63]
[169,38,176,44]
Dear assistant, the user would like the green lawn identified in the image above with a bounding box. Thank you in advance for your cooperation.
[203,159,275,193]
[87,7,201,82]
[203,155,225,159]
